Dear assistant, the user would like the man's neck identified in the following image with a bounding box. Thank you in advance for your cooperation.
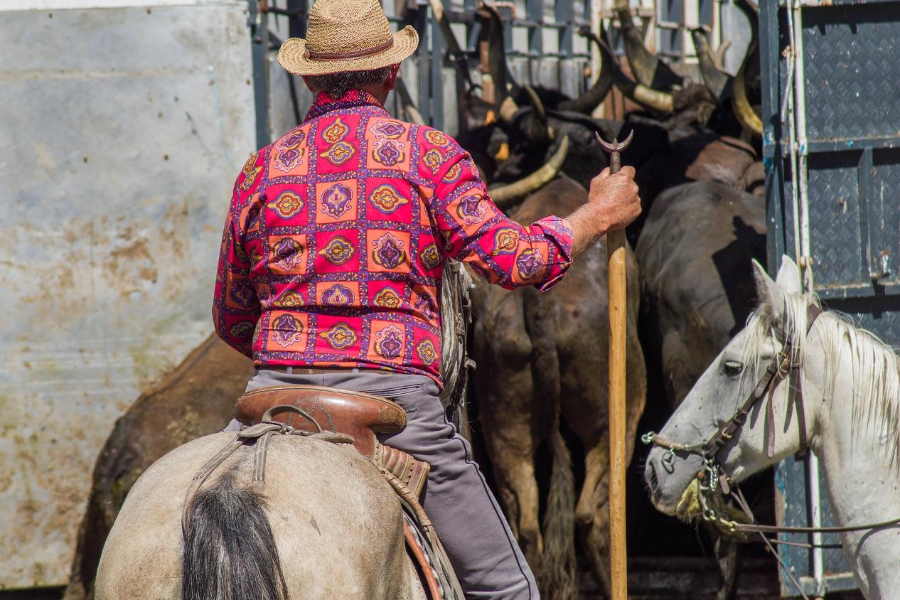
[359,84,389,106]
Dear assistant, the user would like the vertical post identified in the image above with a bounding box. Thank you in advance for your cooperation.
[417,6,431,125]
[430,0,445,131]
[249,0,271,148]
[597,135,632,600]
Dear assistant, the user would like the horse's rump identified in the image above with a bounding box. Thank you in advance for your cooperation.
[96,432,424,600]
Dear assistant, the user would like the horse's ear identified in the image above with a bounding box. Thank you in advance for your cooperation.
[752,259,786,323]
[775,255,803,295]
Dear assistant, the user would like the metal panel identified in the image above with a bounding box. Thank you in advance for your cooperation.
[0,1,255,588]
[762,0,900,595]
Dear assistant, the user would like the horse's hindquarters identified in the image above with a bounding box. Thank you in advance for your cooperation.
[96,432,425,600]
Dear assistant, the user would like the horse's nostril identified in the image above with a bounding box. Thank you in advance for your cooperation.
[648,461,659,492]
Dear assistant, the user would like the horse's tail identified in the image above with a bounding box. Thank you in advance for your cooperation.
[182,471,289,600]
[523,289,578,600]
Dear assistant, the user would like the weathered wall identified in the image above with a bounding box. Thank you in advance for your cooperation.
[0,1,255,588]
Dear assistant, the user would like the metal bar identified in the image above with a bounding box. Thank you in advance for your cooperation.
[286,0,307,36]
[761,0,787,289]
[791,0,814,289]
[557,0,574,55]
[249,0,270,148]
[431,0,445,131]
[808,138,900,152]
[807,452,825,598]
[527,0,544,55]
[417,7,431,125]
[859,147,877,281]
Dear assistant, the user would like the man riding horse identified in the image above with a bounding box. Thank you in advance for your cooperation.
[212,0,640,597]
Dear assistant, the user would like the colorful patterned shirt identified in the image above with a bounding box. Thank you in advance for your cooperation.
[213,90,574,385]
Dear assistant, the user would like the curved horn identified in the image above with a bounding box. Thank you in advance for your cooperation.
[712,39,732,70]
[615,0,684,90]
[600,34,674,112]
[523,85,553,144]
[488,136,570,209]
[478,2,520,122]
[732,44,763,137]
[690,28,731,101]
[557,26,614,115]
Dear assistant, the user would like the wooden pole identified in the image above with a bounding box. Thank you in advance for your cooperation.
[595,130,633,600]
[607,226,628,600]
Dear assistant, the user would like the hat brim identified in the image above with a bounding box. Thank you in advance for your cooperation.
[278,26,419,76]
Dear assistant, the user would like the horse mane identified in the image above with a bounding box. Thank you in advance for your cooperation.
[742,290,900,466]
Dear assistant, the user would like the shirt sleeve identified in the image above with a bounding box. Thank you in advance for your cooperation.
[212,152,264,358]
[417,134,574,291]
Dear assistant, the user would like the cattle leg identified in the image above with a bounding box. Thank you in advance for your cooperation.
[576,443,612,596]
[478,363,544,571]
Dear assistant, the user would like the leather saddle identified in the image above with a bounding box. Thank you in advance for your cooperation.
[233,385,430,496]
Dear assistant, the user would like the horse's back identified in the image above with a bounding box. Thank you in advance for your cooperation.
[96,432,421,599]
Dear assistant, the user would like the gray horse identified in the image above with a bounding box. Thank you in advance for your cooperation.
[644,257,900,599]
[95,431,428,599]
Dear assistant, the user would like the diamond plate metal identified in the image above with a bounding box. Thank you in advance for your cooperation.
[805,152,865,289]
[803,5,900,142]
[764,2,900,595]
[776,457,858,596]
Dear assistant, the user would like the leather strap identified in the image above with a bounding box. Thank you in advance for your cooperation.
[262,366,393,376]
[307,38,394,61]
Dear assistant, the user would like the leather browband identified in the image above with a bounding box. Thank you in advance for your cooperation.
[307,38,394,61]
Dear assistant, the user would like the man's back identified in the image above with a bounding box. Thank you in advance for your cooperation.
[213,89,574,385]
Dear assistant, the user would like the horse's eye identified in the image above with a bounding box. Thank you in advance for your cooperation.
[723,360,743,376]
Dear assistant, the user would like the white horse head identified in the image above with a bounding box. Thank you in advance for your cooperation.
[644,256,900,599]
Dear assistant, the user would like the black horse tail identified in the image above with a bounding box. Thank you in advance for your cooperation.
[182,471,289,600]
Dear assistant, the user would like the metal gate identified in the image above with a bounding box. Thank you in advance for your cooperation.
[762,0,900,595]
[251,0,598,144]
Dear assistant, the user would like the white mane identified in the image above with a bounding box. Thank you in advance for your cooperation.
[741,291,900,466]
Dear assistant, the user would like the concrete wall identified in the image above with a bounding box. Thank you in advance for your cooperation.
[0,1,255,588]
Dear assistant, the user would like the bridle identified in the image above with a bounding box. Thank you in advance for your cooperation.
[644,304,822,516]
[642,304,900,599]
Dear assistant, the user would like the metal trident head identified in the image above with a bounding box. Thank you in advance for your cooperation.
[594,130,634,174]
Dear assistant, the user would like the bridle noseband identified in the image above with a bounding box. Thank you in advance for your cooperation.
[644,304,823,500]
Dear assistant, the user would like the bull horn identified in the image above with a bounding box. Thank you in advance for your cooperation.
[712,39,732,70]
[427,0,475,90]
[732,44,763,137]
[488,136,570,209]
[615,0,683,90]
[395,75,426,126]
[601,34,674,113]
[478,2,520,122]
[690,28,731,101]
[523,85,553,143]
[558,26,614,115]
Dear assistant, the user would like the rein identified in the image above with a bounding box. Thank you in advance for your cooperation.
[643,304,900,598]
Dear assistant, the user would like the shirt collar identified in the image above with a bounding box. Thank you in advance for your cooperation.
[303,89,388,122]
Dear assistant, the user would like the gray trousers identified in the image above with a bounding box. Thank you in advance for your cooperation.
[228,368,539,600]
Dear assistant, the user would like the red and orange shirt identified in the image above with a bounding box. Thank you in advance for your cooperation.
[213,90,574,385]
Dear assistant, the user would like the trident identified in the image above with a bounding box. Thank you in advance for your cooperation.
[595,129,634,600]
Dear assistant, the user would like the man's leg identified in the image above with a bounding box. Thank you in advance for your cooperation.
[359,376,540,600]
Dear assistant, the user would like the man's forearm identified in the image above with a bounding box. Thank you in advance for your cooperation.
[564,203,610,260]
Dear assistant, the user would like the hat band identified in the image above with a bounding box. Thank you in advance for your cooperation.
[306,37,395,61]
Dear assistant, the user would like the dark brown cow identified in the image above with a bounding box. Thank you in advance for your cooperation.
[472,176,647,600]
[62,336,252,600]
[636,180,765,599]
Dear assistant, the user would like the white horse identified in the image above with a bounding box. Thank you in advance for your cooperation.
[95,431,428,600]
[644,256,900,599]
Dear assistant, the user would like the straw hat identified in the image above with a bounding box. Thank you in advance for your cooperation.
[277,0,419,76]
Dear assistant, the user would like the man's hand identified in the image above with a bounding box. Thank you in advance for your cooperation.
[588,166,641,232]
[564,166,642,258]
